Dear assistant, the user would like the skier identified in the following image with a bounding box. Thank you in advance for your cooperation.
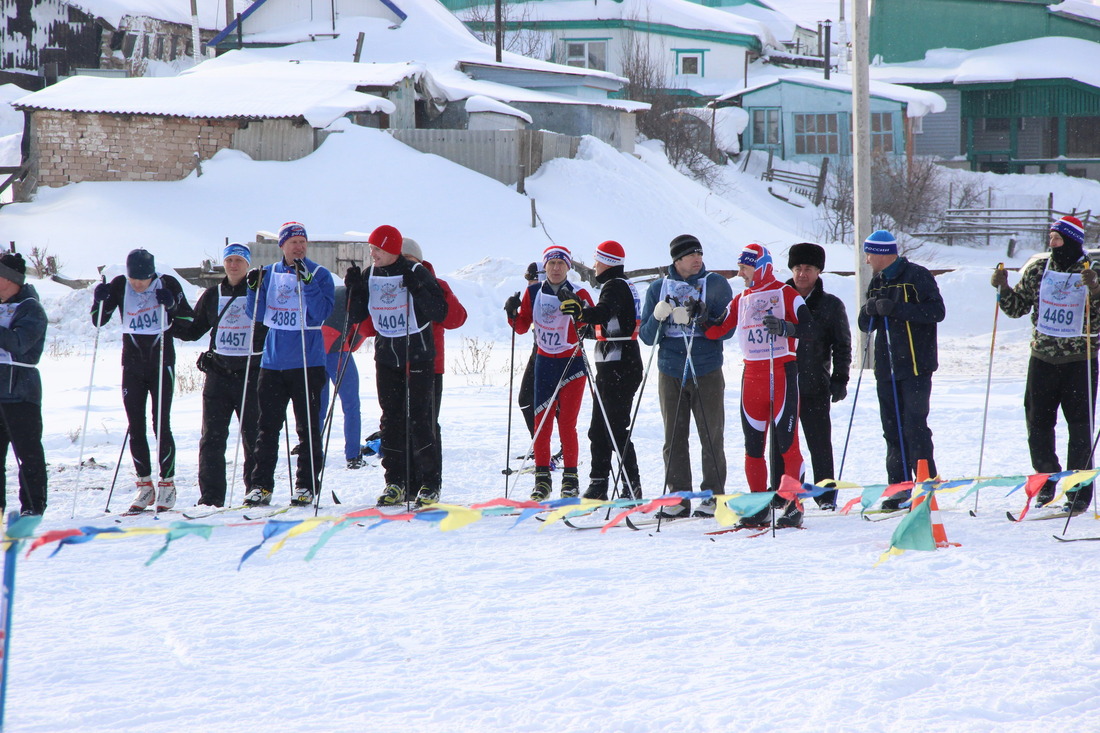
[243,222,335,507]
[639,234,733,518]
[319,285,371,469]
[0,253,48,516]
[91,248,194,512]
[561,240,643,500]
[176,243,266,507]
[505,245,594,500]
[992,215,1098,513]
[706,243,811,528]
[344,224,449,507]
[785,242,851,510]
[857,230,945,510]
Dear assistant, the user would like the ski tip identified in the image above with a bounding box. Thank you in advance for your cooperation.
[968,510,977,517]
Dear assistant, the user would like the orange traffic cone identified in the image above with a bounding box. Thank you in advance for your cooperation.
[910,459,960,548]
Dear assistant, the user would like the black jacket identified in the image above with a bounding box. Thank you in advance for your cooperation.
[581,265,642,369]
[176,277,268,374]
[90,274,194,368]
[347,257,448,368]
[857,257,945,380]
[0,283,47,405]
[785,277,851,395]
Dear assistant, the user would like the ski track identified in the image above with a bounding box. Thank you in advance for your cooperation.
[8,272,1100,732]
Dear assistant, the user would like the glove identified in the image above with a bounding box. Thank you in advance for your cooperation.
[92,282,111,303]
[154,288,175,311]
[504,292,522,319]
[874,298,895,317]
[830,379,848,403]
[292,259,313,284]
[559,298,583,321]
[671,306,690,325]
[861,300,876,318]
[524,262,539,282]
[344,264,362,291]
[1083,268,1099,293]
[990,268,1008,290]
[402,271,422,293]
[245,268,262,290]
[762,315,787,337]
[653,300,673,322]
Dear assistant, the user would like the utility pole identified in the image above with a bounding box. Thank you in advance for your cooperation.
[853,0,872,355]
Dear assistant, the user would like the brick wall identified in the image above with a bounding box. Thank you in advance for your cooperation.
[31,110,237,188]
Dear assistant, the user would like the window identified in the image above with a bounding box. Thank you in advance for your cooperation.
[794,113,839,154]
[753,109,780,145]
[984,117,1010,133]
[680,55,700,75]
[872,112,894,154]
[565,40,607,71]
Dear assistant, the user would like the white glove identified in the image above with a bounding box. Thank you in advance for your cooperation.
[672,306,690,325]
[653,300,673,322]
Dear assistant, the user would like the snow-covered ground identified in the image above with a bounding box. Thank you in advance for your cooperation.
[2,102,1100,730]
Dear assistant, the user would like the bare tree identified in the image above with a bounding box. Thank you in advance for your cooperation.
[463,1,550,59]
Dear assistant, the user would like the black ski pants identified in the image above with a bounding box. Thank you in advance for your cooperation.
[408,373,443,491]
[0,401,47,515]
[122,359,175,479]
[1025,356,1097,504]
[519,344,536,436]
[876,373,936,484]
[799,390,837,506]
[377,361,439,491]
[198,366,260,506]
[588,359,642,495]
[251,366,325,494]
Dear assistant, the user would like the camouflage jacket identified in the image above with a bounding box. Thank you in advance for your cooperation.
[999,255,1100,364]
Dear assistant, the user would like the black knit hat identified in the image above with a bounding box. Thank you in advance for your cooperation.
[669,234,702,261]
[126,248,155,280]
[788,242,826,271]
[0,253,26,286]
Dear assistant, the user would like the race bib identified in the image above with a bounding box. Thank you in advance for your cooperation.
[0,302,15,364]
[367,272,427,338]
[659,278,705,338]
[1037,269,1086,338]
[213,296,253,356]
[122,281,166,335]
[532,288,574,355]
[737,290,792,361]
[262,271,304,331]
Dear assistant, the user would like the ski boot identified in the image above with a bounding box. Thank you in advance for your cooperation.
[531,467,552,502]
[155,478,176,512]
[561,468,580,499]
[243,487,273,506]
[128,477,155,513]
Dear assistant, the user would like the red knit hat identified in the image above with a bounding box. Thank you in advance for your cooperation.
[594,240,625,266]
[369,225,403,256]
[1051,215,1085,247]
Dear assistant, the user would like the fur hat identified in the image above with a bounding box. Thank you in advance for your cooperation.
[787,242,826,271]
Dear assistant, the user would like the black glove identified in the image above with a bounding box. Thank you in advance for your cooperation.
[524,262,539,282]
[402,270,422,293]
[344,264,362,291]
[559,298,583,321]
[504,292,522,319]
[762,315,788,337]
[154,287,176,311]
[292,259,313,284]
[93,282,111,303]
[245,268,262,290]
[830,379,848,403]
[874,298,895,317]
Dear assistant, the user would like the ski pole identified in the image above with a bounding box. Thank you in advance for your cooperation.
[1063,261,1097,534]
[503,326,516,495]
[229,267,263,508]
[881,314,910,483]
[153,300,167,517]
[103,427,130,513]
[74,282,105,518]
[619,318,665,498]
[837,319,871,481]
[284,416,294,497]
[972,263,1003,516]
[317,288,356,509]
[292,262,319,510]
[404,288,412,510]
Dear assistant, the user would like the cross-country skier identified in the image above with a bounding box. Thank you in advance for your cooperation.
[344,225,449,507]
[90,248,194,512]
[0,253,48,516]
[561,240,643,500]
[639,234,733,518]
[707,243,812,528]
[176,243,266,507]
[992,215,1098,513]
[505,245,594,500]
[785,242,851,510]
[243,222,335,507]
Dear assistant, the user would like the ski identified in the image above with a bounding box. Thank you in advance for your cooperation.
[242,506,292,520]
[1007,510,1077,522]
[863,510,907,522]
[1053,534,1100,542]
[624,514,706,530]
[182,505,248,519]
[704,524,767,536]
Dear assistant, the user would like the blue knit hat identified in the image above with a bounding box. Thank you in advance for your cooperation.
[1051,216,1085,247]
[223,242,251,264]
[864,230,898,255]
[278,222,307,247]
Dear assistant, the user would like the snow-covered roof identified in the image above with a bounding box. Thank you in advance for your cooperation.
[717,69,947,117]
[461,0,778,49]
[761,0,847,30]
[870,36,1100,90]
[13,74,394,127]
[1048,0,1100,24]
[465,95,533,123]
[66,0,251,30]
[184,58,424,88]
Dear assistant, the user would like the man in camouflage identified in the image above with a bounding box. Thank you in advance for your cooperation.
[993,215,1099,513]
